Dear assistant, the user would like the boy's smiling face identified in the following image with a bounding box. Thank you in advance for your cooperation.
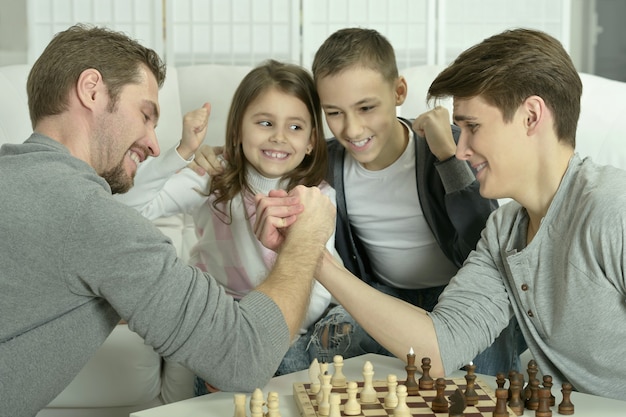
[317,66,407,171]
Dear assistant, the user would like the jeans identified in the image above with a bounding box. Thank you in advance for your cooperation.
[272,283,448,376]
[305,282,527,376]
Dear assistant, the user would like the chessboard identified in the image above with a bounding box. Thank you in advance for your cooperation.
[293,377,512,417]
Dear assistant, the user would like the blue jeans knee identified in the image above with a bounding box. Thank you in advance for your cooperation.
[307,305,392,364]
[472,317,527,376]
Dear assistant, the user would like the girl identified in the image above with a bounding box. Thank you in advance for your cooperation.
[118,59,335,394]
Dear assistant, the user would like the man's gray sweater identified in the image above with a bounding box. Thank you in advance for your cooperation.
[431,154,626,400]
[0,134,290,417]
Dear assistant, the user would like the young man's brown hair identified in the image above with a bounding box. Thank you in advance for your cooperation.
[427,28,581,147]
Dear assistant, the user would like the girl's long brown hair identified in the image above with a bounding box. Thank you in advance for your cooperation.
[207,59,328,222]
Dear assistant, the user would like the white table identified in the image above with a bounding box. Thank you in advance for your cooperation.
[131,354,626,416]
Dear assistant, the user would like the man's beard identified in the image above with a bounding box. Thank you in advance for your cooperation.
[102,162,133,194]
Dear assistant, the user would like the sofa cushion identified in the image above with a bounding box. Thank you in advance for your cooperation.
[46,325,161,407]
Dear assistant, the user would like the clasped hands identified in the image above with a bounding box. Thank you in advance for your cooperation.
[187,143,335,251]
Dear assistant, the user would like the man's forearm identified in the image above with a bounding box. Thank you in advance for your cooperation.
[255,233,325,340]
[317,250,445,376]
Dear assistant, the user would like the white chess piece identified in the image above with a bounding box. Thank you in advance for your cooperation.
[328,392,341,417]
[360,360,377,403]
[331,355,346,387]
[343,381,361,416]
[266,393,280,417]
[308,358,321,394]
[318,373,332,416]
[393,384,411,417]
[250,388,264,417]
[384,374,399,408]
[233,393,247,417]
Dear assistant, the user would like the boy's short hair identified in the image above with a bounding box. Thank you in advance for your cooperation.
[312,27,398,85]
[427,28,581,147]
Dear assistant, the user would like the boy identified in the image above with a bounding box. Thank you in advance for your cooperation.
[305,28,524,376]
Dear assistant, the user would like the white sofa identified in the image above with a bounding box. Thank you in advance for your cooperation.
[1,62,624,416]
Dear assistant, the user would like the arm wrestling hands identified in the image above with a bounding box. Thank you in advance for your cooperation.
[254,191,445,377]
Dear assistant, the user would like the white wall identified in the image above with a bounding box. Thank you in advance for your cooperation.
[0,0,28,65]
[1,0,623,82]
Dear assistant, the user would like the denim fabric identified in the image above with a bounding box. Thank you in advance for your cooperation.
[305,282,527,376]
[194,375,211,397]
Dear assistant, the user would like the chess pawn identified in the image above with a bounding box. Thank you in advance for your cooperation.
[430,377,449,413]
[343,381,361,416]
[543,374,556,406]
[328,392,341,417]
[308,358,321,394]
[233,393,247,417]
[249,388,264,417]
[418,357,434,390]
[535,387,552,417]
[558,382,575,415]
[496,372,506,389]
[384,374,399,408]
[267,394,281,417]
[493,388,509,417]
[331,355,347,387]
[393,384,411,417]
[360,360,377,403]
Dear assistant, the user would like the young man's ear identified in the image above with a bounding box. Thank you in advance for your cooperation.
[394,76,408,106]
[522,95,545,136]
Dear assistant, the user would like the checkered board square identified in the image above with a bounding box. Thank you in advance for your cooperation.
[293,377,514,417]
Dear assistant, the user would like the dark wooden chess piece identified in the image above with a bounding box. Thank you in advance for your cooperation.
[525,375,540,410]
[404,351,419,395]
[536,387,553,417]
[493,388,510,417]
[496,372,506,389]
[419,357,434,390]
[524,359,539,401]
[543,375,555,406]
[507,372,524,416]
[507,370,517,401]
[558,382,575,415]
[463,363,479,406]
[431,377,449,413]
[448,388,466,417]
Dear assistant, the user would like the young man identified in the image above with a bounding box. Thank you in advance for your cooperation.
[305,28,524,376]
[0,24,335,416]
[258,28,626,400]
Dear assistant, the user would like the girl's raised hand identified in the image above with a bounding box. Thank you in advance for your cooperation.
[176,102,211,160]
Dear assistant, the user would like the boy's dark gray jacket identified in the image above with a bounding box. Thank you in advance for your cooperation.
[325,118,498,285]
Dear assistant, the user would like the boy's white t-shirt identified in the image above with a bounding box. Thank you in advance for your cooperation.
[343,123,457,289]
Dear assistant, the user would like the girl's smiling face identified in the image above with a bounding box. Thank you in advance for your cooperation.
[241,87,314,179]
